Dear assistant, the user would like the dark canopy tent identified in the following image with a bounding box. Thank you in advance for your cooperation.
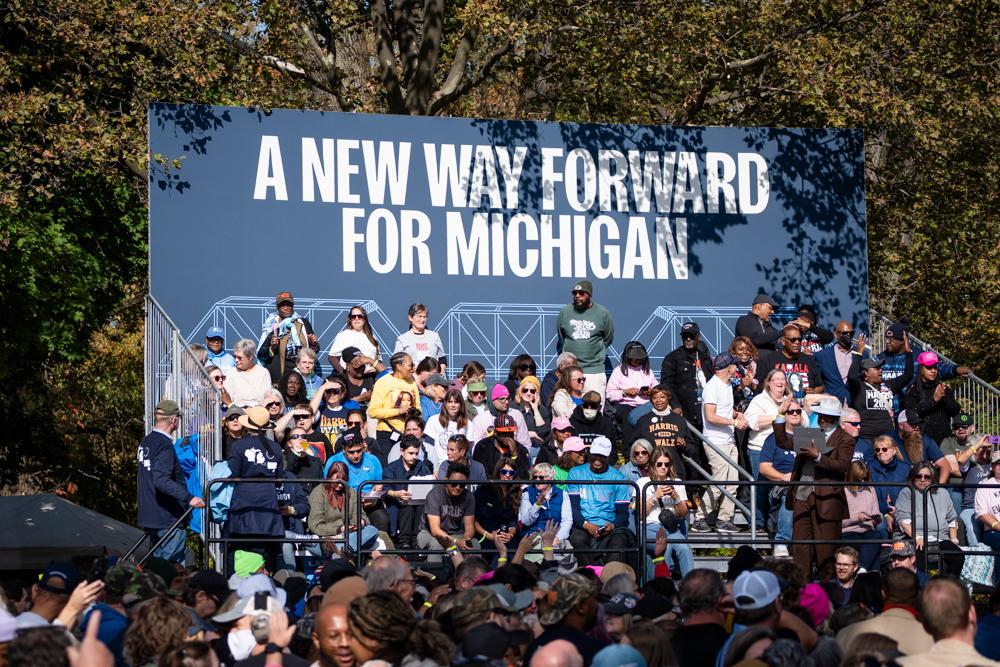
[0,493,148,570]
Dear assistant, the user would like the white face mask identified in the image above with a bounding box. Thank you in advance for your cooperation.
[582,408,598,420]
[228,629,256,661]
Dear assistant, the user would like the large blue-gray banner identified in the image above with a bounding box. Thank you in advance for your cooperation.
[149,103,867,377]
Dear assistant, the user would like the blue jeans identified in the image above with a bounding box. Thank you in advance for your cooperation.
[960,508,982,547]
[147,527,187,563]
[775,501,793,542]
[948,488,964,517]
[644,521,694,578]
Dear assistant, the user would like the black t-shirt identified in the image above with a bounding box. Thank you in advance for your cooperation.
[671,623,730,667]
[634,411,689,449]
[755,350,823,397]
[317,404,351,441]
[524,625,605,667]
[302,430,333,461]
[472,437,531,479]
[345,374,375,404]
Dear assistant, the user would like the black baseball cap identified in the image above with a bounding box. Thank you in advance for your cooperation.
[37,562,81,595]
[680,322,700,336]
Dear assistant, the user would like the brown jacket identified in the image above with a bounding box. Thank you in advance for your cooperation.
[776,422,854,518]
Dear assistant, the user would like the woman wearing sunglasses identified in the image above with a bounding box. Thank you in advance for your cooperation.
[512,375,551,459]
[519,463,572,546]
[474,456,523,564]
[549,365,586,419]
[327,305,384,374]
[310,376,355,442]
[893,461,965,576]
[637,447,694,576]
[504,354,538,396]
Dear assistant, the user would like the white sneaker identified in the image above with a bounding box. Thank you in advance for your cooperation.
[773,545,789,558]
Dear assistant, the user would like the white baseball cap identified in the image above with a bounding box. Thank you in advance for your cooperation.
[590,436,613,457]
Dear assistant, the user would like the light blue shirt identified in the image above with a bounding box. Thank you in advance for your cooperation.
[567,464,630,524]
[325,452,383,491]
[205,350,236,369]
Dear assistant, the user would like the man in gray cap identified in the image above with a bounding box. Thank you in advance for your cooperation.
[557,279,614,403]
[136,399,205,562]
[734,293,811,352]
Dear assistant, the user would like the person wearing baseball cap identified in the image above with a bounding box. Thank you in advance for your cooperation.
[975,447,1000,578]
[734,293,783,351]
[907,349,962,445]
[535,416,574,466]
[467,382,532,452]
[524,573,602,666]
[849,329,912,441]
[257,290,320,384]
[565,435,635,568]
[659,321,714,431]
[939,413,977,509]
[691,353,746,534]
[554,436,588,488]
[204,325,236,369]
[14,562,82,629]
[557,278,615,403]
[472,412,531,479]
[569,390,618,451]
[137,399,205,563]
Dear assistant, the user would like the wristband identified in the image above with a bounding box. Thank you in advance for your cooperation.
[446,545,458,552]
[497,557,508,563]
[265,642,283,654]
[652,557,665,564]
[542,547,555,552]
[478,533,488,543]
[423,601,433,609]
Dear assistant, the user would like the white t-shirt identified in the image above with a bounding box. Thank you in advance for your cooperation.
[637,476,688,524]
[394,329,445,366]
[328,329,380,363]
[701,374,735,446]
[424,418,467,465]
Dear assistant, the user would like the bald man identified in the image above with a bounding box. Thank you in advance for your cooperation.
[815,320,866,404]
[530,639,584,667]
[313,603,355,667]
[755,324,825,400]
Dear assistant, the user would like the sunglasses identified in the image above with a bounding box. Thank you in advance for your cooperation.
[786,409,803,415]
[572,290,587,296]
[582,402,601,409]
[521,388,537,394]
[294,413,311,420]
[326,388,344,395]
[470,392,486,397]
[347,421,364,427]
[681,333,697,339]
[349,313,366,320]
[954,425,970,429]
[265,401,281,409]
[571,378,585,384]
[289,434,303,440]
[211,375,225,382]
[875,447,894,453]
[914,473,933,480]
[519,364,536,371]
[495,396,510,401]
[226,414,241,422]
[632,449,649,456]
[531,475,550,481]
[785,337,803,342]
[837,330,855,336]
[499,469,516,477]
[842,421,861,427]
[654,461,672,467]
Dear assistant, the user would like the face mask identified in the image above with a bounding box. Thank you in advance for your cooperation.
[228,629,256,661]
[838,334,853,348]
[582,408,598,420]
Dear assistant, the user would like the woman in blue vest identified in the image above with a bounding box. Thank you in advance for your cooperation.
[519,463,572,547]
[226,405,285,574]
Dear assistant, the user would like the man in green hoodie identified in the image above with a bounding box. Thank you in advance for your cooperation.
[557,280,614,404]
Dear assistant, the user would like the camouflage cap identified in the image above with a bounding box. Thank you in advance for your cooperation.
[105,563,138,597]
[449,587,504,630]
[538,573,596,627]
[122,570,167,608]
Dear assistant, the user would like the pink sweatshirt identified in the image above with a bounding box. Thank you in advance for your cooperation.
[843,487,881,534]
[606,367,658,407]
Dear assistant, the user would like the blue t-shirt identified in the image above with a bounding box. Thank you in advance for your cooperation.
[567,464,631,524]
[325,452,383,491]
[81,603,128,667]
[976,613,1000,660]
[758,433,796,475]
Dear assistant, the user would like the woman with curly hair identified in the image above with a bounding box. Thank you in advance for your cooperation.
[348,590,453,667]
[123,597,190,667]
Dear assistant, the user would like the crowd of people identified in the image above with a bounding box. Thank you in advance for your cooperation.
[5,282,998,666]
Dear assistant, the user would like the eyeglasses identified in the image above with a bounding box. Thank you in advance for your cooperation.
[571,377,585,384]
[835,561,856,568]
[470,392,486,397]
[265,401,281,409]
[836,330,855,336]
[654,461,672,467]
[785,337,803,342]
[499,469,516,477]
[914,473,933,480]
[582,402,601,409]
[495,396,510,401]
[787,409,803,415]
[347,420,364,427]
[521,387,537,395]
[349,313,366,320]
[843,421,861,427]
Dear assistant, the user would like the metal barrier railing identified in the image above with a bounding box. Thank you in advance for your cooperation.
[869,310,1000,432]
[922,481,1000,573]
[145,295,222,562]
[682,420,756,539]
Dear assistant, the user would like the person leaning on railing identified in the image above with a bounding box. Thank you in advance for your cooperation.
[895,460,964,576]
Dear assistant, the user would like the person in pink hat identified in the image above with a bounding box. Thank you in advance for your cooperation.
[466,383,531,451]
[554,436,588,488]
[904,350,962,445]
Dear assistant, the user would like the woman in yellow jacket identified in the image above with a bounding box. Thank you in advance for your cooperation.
[367,351,421,465]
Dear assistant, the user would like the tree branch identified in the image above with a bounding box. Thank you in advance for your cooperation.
[429,38,513,115]
[393,0,420,87]
[427,29,477,108]
[406,0,445,114]
[370,0,407,114]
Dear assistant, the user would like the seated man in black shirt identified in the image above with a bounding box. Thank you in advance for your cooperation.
[473,414,531,479]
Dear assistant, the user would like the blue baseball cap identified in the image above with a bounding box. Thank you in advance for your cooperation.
[713,352,738,369]
[206,326,225,340]
[592,644,646,667]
